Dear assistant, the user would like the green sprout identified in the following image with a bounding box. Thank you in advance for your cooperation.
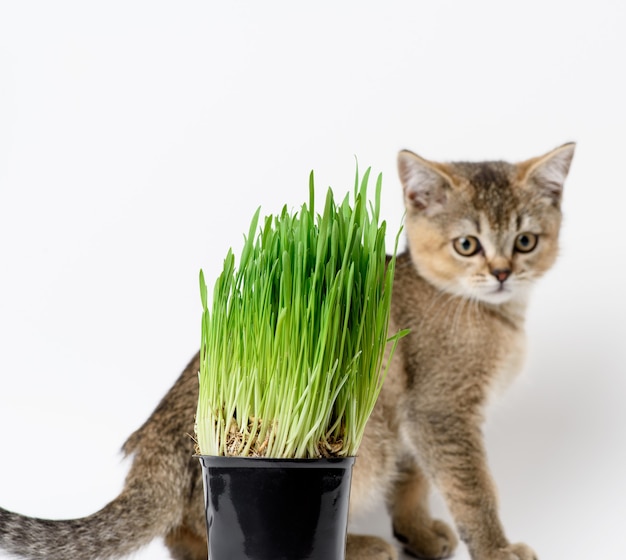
[195,168,405,458]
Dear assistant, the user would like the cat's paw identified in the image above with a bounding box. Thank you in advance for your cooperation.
[346,533,398,560]
[485,542,537,560]
[393,518,457,559]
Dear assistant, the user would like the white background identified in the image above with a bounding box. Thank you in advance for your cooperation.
[1,2,625,559]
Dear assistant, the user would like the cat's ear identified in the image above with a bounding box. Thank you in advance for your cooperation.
[398,150,455,215]
[519,142,576,205]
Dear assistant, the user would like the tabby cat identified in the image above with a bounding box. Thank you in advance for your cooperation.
[0,143,575,560]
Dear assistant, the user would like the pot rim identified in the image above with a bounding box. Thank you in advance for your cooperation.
[196,455,355,469]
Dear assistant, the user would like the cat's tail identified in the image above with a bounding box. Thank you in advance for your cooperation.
[0,354,201,560]
[0,457,187,559]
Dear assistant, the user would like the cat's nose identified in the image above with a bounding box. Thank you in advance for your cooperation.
[491,268,511,283]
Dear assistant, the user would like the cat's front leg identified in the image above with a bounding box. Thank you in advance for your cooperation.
[387,457,458,559]
[411,409,537,560]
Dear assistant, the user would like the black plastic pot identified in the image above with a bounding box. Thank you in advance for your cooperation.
[198,455,355,560]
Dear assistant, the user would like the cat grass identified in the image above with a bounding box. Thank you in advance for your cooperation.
[195,168,404,459]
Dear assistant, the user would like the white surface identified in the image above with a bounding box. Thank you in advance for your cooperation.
[1,2,625,559]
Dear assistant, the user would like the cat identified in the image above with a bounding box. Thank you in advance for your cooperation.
[0,142,575,560]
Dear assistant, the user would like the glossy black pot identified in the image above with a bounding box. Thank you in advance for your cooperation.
[198,455,355,560]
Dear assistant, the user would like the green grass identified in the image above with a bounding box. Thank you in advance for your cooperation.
[195,167,405,458]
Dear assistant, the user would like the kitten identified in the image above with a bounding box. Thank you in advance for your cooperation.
[0,143,575,560]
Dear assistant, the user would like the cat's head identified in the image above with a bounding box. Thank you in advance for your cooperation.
[398,143,575,306]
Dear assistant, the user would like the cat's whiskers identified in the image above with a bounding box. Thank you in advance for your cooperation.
[456,293,487,337]
[443,298,464,338]
[449,295,470,338]
[415,286,465,335]
[417,279,455,316]
[429,288,483,339]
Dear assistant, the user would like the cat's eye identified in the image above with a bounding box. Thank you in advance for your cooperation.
[514,233,538,253]
[453,236,482,257]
